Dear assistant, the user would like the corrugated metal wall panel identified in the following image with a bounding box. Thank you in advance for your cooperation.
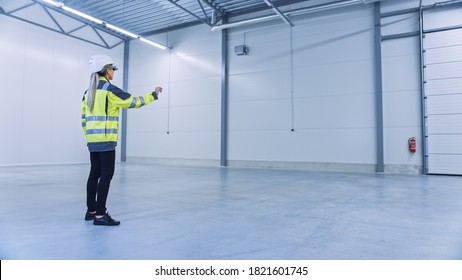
[427,115,462,134]
[428,154,462,174]
[427,95,462,115]
[425,78,462,95]
[428,135,462,154]
[425,61,462,80]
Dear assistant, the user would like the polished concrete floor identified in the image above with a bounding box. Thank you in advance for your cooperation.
[0,162,461,260]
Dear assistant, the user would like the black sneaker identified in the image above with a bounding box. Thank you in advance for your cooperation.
[93,213,120,226]
[85,211,96,221]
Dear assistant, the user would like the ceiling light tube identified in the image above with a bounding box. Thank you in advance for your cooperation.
[42,0,168,50]
[42,0,62,7]
[140,37,168,50]
[211,14,279,31]
[62,6,103,24]
[105,23,138,38]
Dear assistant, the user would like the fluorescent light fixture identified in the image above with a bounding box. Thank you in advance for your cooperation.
[140,37,168,50]
[62,6,103,24]
[211,15,279,31]
[263,0,274,6]
[41,0,168,50]
[42,0,62,7]
[105,23,138,38]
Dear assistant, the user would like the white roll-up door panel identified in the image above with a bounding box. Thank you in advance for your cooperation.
[426,78,462,96]
[428,155,462,175]
[424,9,462,175]
[428,135,462,154]
[427,115,462,134]
[427,95,462,115]
[425,61,462,79]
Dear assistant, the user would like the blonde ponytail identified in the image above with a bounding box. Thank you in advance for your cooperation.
[87,72,99,112]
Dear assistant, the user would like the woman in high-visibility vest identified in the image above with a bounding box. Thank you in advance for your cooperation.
[81,54,162,226]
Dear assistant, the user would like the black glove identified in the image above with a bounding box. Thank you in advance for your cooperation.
[152,91,158,100]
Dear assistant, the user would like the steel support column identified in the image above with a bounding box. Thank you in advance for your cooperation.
[220,17,229,167]
[418,0,428,174]
[121,40,130,162]
[374,2,384,173]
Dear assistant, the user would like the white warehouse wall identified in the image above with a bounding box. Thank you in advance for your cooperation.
[126,25,222,165]
[126,0,429,173]
[3,0,447,174]
[227,5,377,172]
[381,0,423,173]
[0,14,124,166]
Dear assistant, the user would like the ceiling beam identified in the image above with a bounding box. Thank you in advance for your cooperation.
[263,0,294,27]
[167,0,212,27]
[197,0,211,24]
[32,0,127,40]
[0,5,121,49]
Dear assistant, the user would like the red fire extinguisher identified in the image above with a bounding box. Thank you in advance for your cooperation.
[408,137,416,153]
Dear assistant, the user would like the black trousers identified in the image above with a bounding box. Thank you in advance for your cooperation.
[86,150,116,215]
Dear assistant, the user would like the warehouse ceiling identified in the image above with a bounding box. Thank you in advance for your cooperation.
[60,0,321,35]
[0,0,379,48]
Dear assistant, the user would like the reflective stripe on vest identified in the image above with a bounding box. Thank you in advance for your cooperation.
[86,116,119,122]
[86,128,118,135]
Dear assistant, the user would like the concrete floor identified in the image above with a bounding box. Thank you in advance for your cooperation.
[0,163,461,260]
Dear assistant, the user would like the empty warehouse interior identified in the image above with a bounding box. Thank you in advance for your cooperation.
[1,0,462,261]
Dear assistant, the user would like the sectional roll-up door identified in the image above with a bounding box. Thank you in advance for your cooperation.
[424,6,462,174]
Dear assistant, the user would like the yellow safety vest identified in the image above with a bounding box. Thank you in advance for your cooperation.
[81,77,157,152]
